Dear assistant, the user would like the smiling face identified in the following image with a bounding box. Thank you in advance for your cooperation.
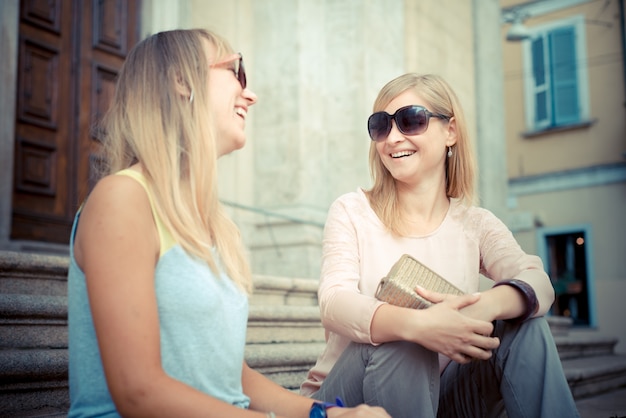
[204,42,258,157]
[374,89,456,189]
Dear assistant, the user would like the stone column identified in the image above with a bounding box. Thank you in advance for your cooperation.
[472,0,508,219]
[141,0,192,37]
[245,0,404,278]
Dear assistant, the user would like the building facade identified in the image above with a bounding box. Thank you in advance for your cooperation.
[501,0,626,352]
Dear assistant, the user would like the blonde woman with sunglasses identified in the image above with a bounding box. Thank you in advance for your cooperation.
[67,28,389,418]
[301,74,579,418]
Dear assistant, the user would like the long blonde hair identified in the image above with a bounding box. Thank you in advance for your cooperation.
[367,73,476,236]
[98,29,252,293]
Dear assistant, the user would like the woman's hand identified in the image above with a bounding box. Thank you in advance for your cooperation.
[412,288,500,363]
[415,285,496,323]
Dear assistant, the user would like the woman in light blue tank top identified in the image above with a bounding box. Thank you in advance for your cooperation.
[67,28,388,418]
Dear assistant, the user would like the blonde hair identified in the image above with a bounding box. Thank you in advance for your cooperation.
[98,28,252,293]
[367,73,476,236]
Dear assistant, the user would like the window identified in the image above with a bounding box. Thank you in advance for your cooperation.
[523,15,590,131]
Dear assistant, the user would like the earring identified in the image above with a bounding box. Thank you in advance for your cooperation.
[189,90,194,104]
[447,146,453,158]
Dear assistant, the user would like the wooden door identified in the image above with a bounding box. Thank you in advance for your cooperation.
[11,0,140,245]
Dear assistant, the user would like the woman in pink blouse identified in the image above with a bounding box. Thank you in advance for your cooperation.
[301,74,579,418]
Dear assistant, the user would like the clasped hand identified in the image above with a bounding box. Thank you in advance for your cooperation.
[413,286,500,364]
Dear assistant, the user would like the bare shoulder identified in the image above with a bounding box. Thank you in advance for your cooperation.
[74,174,158,268]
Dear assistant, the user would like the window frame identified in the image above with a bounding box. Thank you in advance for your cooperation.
[522,15,590,132]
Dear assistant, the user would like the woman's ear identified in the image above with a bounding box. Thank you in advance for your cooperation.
[174,73,193,101]
[445,117,458,147]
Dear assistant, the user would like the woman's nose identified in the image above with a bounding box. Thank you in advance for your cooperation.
[244,87,257,105]
[385,121,404,143]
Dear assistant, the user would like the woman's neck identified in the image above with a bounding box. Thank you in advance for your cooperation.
[397,183,450,236]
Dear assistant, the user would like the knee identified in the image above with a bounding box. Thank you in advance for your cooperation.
[371,341,438,367]
[497,317,556,353]
[520,317,552,339]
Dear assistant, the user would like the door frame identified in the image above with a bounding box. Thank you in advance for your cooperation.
[0,1,20,252]
[536,223,597,328]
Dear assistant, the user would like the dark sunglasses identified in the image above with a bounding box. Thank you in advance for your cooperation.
[210,52,247,89]
[367,105,450,142]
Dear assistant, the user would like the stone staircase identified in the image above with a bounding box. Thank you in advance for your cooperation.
[0,251,327,417]
[245,275,325,391]
[1,250,626,417]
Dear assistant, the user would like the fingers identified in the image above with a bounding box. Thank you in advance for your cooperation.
[447,292,481,310]
[472,317,495,337]
[415,285,446,303]
[415,287,484,315]
[452,352,473,364]
[456,334,500,363]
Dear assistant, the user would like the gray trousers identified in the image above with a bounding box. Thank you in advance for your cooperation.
[310,317,579,418]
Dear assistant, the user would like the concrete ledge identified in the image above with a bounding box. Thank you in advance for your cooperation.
[546,315,574,335]
[0,294,67,320]
[0,252,68,296]
[0,382,69,418]
[251,275,319,306]
[0,252,69,276]
[245,342,325,391]
[247,306,324,344]
[248,305,320,321]
[0,294,68,349]
[0,349,68,383]
[0,324,67,350]
[245,342,325,368]
[555,332,618,360]
[563,354,626,399]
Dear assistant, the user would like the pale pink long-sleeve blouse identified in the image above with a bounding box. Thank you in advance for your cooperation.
[300,189,554,396]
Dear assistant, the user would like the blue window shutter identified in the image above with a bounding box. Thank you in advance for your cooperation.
[549,26,579,125]
[531,36,550,128]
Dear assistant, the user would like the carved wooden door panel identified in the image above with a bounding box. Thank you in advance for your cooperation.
[11,0,140,245]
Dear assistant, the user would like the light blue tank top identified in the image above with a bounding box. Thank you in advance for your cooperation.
[68,170,250,417]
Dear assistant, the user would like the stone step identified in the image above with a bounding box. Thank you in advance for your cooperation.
[0,293,323,348]
[0,252,68,297]
[0,342,325,417]
[562,354,626,399]
[245,342,325,391]
[247,305,324,344]
[0,294,67,349]
[0,349,69,416]
[0,251,321,305]
[250,275,319,307]
[555,330,619,360]
[546,315,574,335]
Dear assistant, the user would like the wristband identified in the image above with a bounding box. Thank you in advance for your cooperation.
[493,279,539,323]
[309,397,344,418]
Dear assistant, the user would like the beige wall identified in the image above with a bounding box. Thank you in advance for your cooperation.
[502,0,625,178]
[405,0,477,143]
[501,0,626,350]
[515,183,626,354]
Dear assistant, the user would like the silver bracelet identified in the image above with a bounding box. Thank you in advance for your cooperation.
[266,412,276,418]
